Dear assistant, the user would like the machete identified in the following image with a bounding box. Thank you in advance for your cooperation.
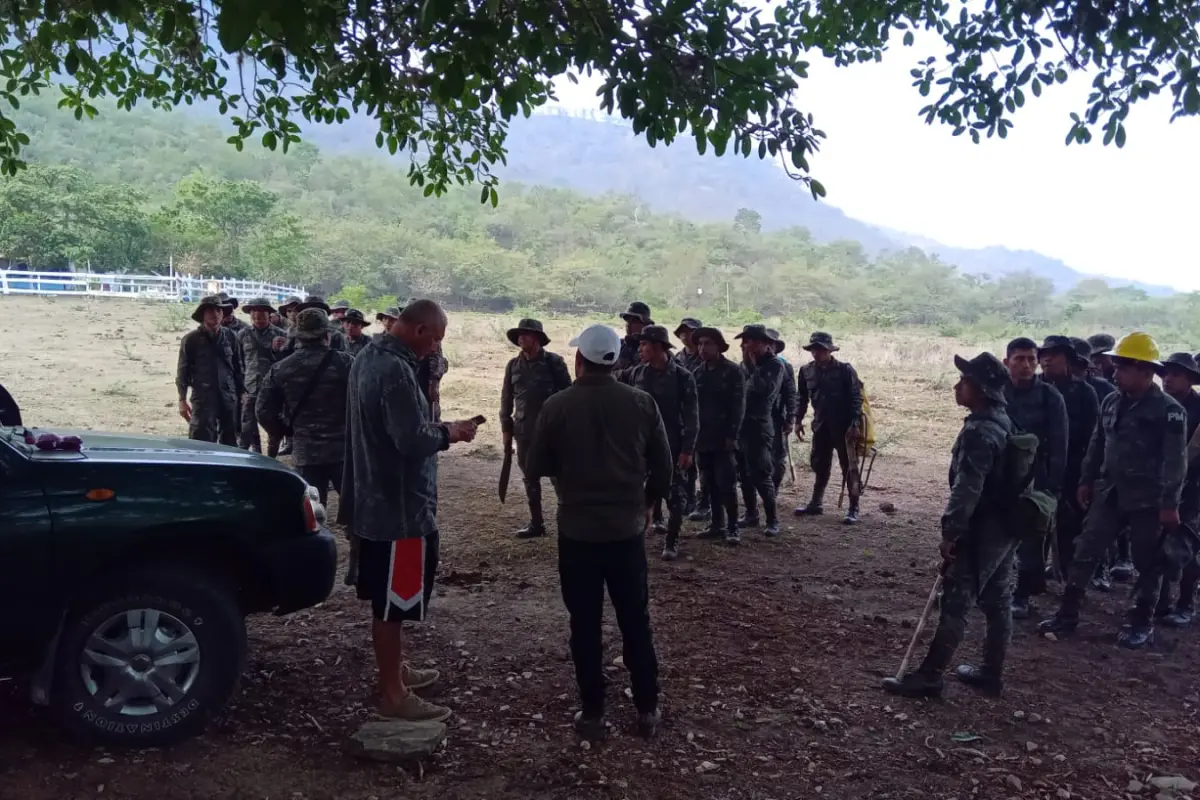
[498,448,513,503]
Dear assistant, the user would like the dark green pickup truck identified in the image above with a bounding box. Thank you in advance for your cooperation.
[0,425,337,747]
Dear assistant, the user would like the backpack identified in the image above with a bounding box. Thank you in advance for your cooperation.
[982,423,1056,540]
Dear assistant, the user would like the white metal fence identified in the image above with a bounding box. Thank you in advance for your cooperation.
[0,270,304,303]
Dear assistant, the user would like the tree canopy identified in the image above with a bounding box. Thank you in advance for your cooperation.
[1,0,1197,197]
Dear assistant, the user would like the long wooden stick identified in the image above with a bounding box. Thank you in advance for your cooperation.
[895,575,944,680]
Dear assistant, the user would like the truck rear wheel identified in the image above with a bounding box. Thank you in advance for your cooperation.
[51,566,247,748]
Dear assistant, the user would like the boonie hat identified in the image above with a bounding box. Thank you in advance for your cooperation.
[735,324,773,342]
[691,326,729,353]
[191,295,225,323]
[803,332,839,352]
[675,317,703,337]
[342,309,370,327]
[570,325,622,366]
[1088,333,1116,355]
[1162,352,1200,382]
[507,318,551,347]
[294,308,334,341]
[765,328,786,354]
[638,325,675,349]
[241,296,277,314]
[376,306,400,322]
[954,352,1010,404]
[296,295,332,313]
[619,301,653,325]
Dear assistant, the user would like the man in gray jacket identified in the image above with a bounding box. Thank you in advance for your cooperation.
[339,300,478,722]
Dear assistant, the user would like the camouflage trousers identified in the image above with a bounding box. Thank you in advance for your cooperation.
[698,449,738,534]
[188,397,237,446]
[918,522,1019,677]
[516,435,556,527]
[240,394,280,456]
[1067,489,1164,615]
[737,433,777,524]
[659,462,690,548]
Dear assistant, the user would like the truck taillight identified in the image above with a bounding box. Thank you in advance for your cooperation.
[303,495,319,532]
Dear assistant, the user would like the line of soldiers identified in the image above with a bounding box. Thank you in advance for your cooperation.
[498,301,867,559]
[886,331,1200,699]
[174,293,448,509]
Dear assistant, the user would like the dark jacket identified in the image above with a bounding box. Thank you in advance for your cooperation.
[797,358,862,433]
[774,358,798,431]
[256,342,354,467]
[1171,390,1200,522]
[338,337,450,542]
[1047,376,1099,492]
[694,356,746,453]
[741,352,785,441]
[1003,378,1069,496]
[526,374,673,544]
[237,323,286,396]
[619,358,699,456]
[345,333,372,358]
[499,349,573,439]
[222,317,250,335]
[674,348,702,373]
[1082,385,1188,512]
[282,327,347,356]
[1087,375,1117,402]
[176,325,244,406]
[941,404,1013,542]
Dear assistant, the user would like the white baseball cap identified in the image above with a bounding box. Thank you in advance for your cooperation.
[570,324,622,366]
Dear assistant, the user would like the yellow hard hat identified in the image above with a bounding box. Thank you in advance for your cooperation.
[1107,331,1161,365]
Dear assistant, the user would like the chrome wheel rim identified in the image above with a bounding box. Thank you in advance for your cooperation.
[80,609,201,716]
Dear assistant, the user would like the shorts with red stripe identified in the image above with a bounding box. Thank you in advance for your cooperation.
[356,533,440,622]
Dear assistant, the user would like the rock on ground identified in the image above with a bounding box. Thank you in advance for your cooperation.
[348,719,448,763]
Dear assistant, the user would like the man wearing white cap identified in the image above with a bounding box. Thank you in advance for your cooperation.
[526,324,673,741]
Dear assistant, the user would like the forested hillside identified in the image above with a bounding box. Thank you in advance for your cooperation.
[1,96,1197,345]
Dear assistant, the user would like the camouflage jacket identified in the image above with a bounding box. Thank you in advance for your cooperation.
[416,342,448,398]
[222,317,250,335]
[674,348,702,373]
[1003,378,1069,496]
[176,325,244,406]
[694,356,746,452]
[619,358,699,456]
[338,336,450,542]
[1087,375,1117,402]
[237,323,287,396]
[1171,390,1200,520]
[773,358,798,430]
[1083,384,1188,512]
[282,327,348,356]
[345,333,372,358]
[256,342,354,467]
[797,358,862,433]
[1047,375,1099,491]
[741,352,785,441]
[499,349,573,439]
[615,335,641,371]
[941,404,1013,542]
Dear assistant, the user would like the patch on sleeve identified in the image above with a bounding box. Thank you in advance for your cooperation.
[1168,408,1186,424]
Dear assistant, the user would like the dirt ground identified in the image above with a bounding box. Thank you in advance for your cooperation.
[1,295,1198,800]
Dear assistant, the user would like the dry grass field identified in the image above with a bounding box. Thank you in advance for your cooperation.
[1,294,1198,800]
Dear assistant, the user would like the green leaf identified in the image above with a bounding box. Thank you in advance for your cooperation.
[480,185,489,204]
[1114,124,1126,147]
[159,10,177,44]
[903,31,914,46]
[217,5,257,53]
[489,186,499,207]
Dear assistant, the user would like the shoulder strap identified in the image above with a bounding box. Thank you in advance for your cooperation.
[288,350,336,424]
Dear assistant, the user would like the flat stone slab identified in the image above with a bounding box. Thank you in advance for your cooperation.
[348,719,448,763]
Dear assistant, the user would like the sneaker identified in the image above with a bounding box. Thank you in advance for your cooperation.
[1163,607,1194,628]
[651,521,668,535]
[636,709,662,739]
[1117,623,1154,650]
[793,503,824,517]
[688,508,711,522]
[1090,569,1112,593]
[764,521,781,538]
[661,545,679,562]
[378,692,452,722]
[402,663,441,691]
[1111,560,1135,582]
[573,711,607,741]
[695,526,723,540]
[737,514,760,529]
[843,507,859,525]
[724,531,742,546]
[880,672,943,698]
[516,522,546,539]
[953,664,1003,697]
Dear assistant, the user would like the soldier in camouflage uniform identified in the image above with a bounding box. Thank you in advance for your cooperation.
[735,324,785,537]
[1070,337,1119,591]
[1039,332,1188,649]
[236,297,287,455]
[175,295,245,445]
[330,298,351,330]
[884,353,1018,699]
[676,318,706,518]
[376,306,400,334]
[278,296,302,329]
[1037,336,1099,581]
[217,292,249,335]
[256,308,355,505]
[1088,333,1117,382]
[500,318,573,538]
[767,329,798,494]
[342,309,372,356]
[400,297,449,420]
[278,296,349,357]
[693,327,746,545]
[619,325,699,561]
[615,301,653,370]
[1002,337,1068,619]
[794,332,864,524]
[1155,353,1200,627]
[273,296,303,457]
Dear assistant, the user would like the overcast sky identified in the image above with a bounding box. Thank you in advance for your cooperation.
[549,44,1200,292]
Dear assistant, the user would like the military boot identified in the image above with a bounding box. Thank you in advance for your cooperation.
[516,521,546,539]
[688,507,711,523]
[1163,603,1194,628]
[278,436,294,456]
[651,500,667,534]
[881,671,944,698]
[662,518,682,561]
[793,495,825,516]
[697,506,724,539]
[843,502,860,525]
[1111,559,1135,582]
[1090,563,1112,592]
[1011,573,1035,620]
[762,492,780,537]
[1038,585,1085,635]
[954,625,1006,697]
[737,512,760,529]
[1118,604,1154,650]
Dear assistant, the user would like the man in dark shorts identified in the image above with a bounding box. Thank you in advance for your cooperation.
[339,300,478,722]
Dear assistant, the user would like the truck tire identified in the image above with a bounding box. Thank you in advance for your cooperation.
[51,566,247,748]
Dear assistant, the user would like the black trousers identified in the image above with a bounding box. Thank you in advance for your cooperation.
[189,399,237,446]
[240,394,280,456]
[809,425,859,505]
[558,534,659,717]
[698,449,738,533]
[299,461,343,507]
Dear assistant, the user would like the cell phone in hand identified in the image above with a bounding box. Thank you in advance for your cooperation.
[470,415,487,425]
